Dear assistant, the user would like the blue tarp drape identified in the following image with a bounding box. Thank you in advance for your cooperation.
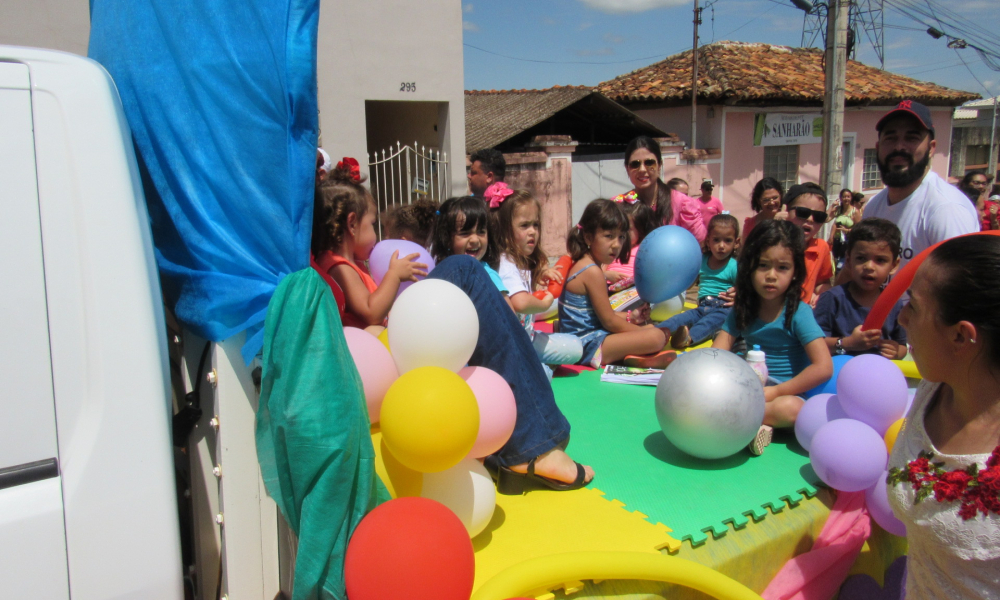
[89,0,319,363]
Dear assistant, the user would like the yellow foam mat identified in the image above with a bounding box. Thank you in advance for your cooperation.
[472,486,682,594]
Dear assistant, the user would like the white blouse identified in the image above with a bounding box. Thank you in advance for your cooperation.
[887,380,1000,599]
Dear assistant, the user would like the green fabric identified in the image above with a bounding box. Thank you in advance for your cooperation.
[256,268,389,600]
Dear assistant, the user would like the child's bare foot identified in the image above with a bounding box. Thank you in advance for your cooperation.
[670,326,691,349]
[623,350,678,369]
[508,448,594,486]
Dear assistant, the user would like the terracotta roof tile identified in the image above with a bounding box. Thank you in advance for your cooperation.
[597,41,979,106]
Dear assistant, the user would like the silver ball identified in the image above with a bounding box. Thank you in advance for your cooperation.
[654,348,766,459]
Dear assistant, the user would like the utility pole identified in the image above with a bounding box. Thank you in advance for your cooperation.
[989,95,998,181]
[820,0,849,198]
[691,0,701,152]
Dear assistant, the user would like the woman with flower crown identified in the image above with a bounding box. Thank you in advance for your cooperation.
[887,233,1000,599]
[611,136,706,243]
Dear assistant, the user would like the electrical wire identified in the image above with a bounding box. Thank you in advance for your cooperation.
[463,42,674,66]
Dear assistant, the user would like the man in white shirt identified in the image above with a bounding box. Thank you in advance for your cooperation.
[864,100,980,269]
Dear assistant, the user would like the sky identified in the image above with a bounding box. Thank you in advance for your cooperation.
[461,0,1000,101]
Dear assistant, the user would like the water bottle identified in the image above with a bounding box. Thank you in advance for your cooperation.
[746,344,768,386]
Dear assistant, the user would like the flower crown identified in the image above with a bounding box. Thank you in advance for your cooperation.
[484,182,515,208]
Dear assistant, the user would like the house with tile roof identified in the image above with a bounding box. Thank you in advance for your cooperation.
[950,96,999,180]
[597,41,978,226]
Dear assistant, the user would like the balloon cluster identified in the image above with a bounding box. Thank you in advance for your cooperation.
[795,354,913,536]
[369,239,436,297]
[342,278,517,538]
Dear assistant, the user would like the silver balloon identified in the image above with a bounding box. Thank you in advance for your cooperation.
[654,348,766,459]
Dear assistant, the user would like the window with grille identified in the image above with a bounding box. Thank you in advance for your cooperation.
[763,145,799,192]
[862,148,883,190]
[966,145,991,168]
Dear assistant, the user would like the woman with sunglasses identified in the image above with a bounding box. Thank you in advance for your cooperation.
[612,136,706,243]
[782,183,834,306]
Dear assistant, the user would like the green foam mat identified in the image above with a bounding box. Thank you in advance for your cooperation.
[553,369,821,547]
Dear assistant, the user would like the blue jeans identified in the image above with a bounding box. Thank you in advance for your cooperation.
[658,297,730,346]
[429,255,571,467]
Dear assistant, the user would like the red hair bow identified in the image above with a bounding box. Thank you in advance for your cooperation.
[337,157,361,183]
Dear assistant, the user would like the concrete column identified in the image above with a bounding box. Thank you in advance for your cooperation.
[528,136,578,258]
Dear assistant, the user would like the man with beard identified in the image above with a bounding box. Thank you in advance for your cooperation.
[863,100,979,269]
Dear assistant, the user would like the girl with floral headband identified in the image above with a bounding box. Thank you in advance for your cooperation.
[887,233,1000,599]
[612,136,706,243]
[488,184,582,374]
[312,158,426,332]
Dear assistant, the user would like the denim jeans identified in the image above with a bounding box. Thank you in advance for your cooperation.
[658,296,730,346]
[429,255,571,467]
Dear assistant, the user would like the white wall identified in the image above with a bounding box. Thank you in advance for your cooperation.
[571,154,632,225]
[317,0,467,195]
[0,0,89,56]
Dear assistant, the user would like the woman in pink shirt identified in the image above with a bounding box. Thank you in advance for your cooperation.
[612,136,707,243]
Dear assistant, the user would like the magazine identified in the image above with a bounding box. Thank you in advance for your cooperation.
[600,364,664,386]
[608,286,645,312]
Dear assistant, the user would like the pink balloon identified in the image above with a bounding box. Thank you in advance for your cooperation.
[459,367,517,458]
[343,327,399,424]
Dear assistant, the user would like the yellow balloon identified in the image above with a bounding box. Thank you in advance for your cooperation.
[377,328,391,352]
[373,435,423,498]
[884,418,904,453]
[380,366,479,473]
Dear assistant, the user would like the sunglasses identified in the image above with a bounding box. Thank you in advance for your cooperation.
[791,206,829,224]
[628,158,658,170]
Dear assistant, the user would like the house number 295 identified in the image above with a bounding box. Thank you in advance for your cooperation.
[400,82,416,92]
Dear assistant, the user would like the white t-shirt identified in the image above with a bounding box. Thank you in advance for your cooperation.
[497,254,534,337]
[864,171,979,270]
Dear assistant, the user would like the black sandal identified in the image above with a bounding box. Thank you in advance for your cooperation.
[495,456,592,495]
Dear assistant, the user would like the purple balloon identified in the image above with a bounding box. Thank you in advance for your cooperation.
[865,470,907,537]
[836,355,908,435]
[794,393,849,452]
[810,419,887,492]
[367,239,435,295]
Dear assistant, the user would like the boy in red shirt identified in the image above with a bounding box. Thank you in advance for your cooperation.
[781,183,833,306]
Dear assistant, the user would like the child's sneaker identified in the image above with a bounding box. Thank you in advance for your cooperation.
[749,425,773,456]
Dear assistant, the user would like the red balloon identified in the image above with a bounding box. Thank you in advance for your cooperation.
[533,254,573,300]
[345,497,474,600]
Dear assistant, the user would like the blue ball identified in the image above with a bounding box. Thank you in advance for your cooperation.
[634,225,702,304]
[805,354,853,398]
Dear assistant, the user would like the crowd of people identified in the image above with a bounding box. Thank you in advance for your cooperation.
[313,99,998,598]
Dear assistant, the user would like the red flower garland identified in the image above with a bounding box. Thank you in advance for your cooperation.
[888,445,1000,520]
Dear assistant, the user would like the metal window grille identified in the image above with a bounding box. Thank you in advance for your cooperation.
[368,141,449,239]
[763,145,799,192]
[862,148,883,190]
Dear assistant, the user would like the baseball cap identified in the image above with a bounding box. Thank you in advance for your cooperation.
[782,182,827,206]
[876,100,935,139]
[990,194,1000,201]
[701,180,714,189]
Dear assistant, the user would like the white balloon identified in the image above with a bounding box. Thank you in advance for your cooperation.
[650,294,686,322]
[420,457,497,538]
[388,279,479,374]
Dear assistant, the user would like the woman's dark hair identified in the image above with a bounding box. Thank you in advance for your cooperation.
[839,188,853,199]
[619,200,658,245]
[567,199,632,263]
[431,196,494,264]
[666,178,689,192]
[312,165,373,256]
[624,136,674,226]
[852,192,865,205]
[733,220,806,331]
[927,234,1000,367]
[385,199,439,248]
[750,177,785,213]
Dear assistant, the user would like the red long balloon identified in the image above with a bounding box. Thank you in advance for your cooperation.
[533,254,573,300]
[862,230,1000,331]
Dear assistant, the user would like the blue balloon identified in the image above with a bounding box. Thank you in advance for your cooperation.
[634,225,702,304]
[805,354,853,397]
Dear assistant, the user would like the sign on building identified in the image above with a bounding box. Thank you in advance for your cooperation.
[753,113,823,147]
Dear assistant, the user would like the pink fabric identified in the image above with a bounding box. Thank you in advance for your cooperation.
[762,491,872,600]
[669,190,708,243]
[484,182,514,208]
[696,195,725,225]
[608,242,640,278]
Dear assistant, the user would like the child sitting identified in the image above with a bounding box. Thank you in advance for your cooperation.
[313,160,426,330]
[781,183,834,306]
[560,199,674,369]
[383,198,438,249]
[487,185,583,372]
[430,195,507,296]
[713,219,833,454]
[605,199,658,281]
[814,218,908,358]
[661,214,740,349]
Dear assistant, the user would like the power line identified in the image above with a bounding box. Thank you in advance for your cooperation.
[463,43,672,66]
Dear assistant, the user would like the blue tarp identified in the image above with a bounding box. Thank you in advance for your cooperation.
[89,0,319,363]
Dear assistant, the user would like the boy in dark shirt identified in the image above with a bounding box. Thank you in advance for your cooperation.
[814,218,907,359]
